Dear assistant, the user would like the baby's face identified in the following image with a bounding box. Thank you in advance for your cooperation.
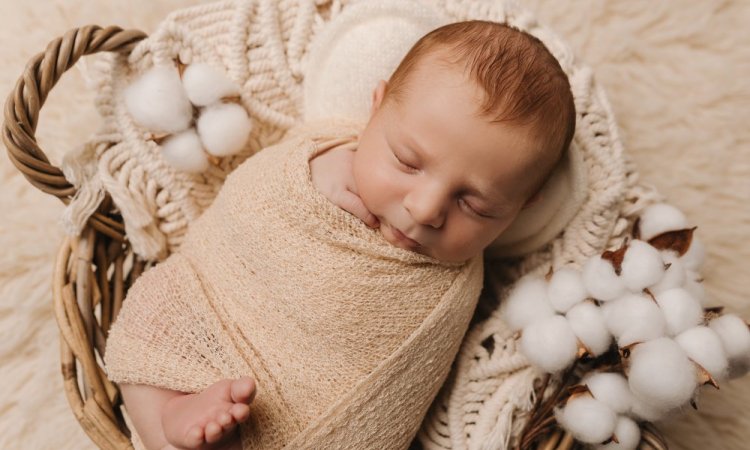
[353,57,544,263]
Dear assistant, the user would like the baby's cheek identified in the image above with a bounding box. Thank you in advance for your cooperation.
[445,223,494,260]
[357,160,394,209]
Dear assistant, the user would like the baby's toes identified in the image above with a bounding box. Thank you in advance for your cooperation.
[216,410,236,431]
[230,377,256,404]
[184,425,205,448]
[204,421,225,444]
[229,403,251,423]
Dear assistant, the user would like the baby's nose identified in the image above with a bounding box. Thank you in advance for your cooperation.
[405,191,446,229]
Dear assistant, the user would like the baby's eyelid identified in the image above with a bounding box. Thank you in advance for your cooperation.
[459,197,491,218]
[392,149,418,170]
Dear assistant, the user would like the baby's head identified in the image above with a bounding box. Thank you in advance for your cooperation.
[353,20,576,263]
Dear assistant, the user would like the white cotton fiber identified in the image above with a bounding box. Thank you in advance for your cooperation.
[583,255,626,301]
[620,240,665,292]
[196,103,253,157]
[709,314,750,378]
[654,288,704,336]
[709,314,750,360]
[629,393,670,422]
[596,416,641,450]
[628,337,698,410]
[160,129,209,173]
[548,267,588,313]
[675,326,729,381]
[582,372,633,414]
[182,63,241,107]
[637,203,688,241]
[554,395,617,444]
[124,65,193,133]
[566,301,612,357]
[650,253,687,295]
[602,294,667,347]
[681,235,706,271]
[501,275,555,331]
[520,315,578,373]
[684,270,707,305]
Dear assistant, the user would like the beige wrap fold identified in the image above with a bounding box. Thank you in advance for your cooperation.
[104,122,484,449]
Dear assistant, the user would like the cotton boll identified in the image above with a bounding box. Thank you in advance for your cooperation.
[602,294,667,347]
[566,301,612,357]
[684,270,707,306]
[629,393,671,422]
[554,395,617,444]
[582,372,633,414]
[709,314,750,360]
[520,315,578,373]
[548,267,589,313]
[620,240,665,292]
[654,288,704,336]
[500,275,555,332]
[583,255,626,301]
[681,235,706,271]
[627,337,698,410]
[124,65,193,133]
[621,239,664,292]
[709,314,750,378]
[196,103,253,157]
[650,253,687,295]
[675,326,729,381]
[160,129,209,173]
[596,416,641,450]
[182,63,241,106]
[637,203,688,241]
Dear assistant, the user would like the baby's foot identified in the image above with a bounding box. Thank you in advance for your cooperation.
[162,377,256,449]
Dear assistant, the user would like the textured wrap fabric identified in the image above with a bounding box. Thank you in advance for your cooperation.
[104,121,484,450]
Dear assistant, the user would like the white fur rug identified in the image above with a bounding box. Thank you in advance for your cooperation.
[1,1,748,449]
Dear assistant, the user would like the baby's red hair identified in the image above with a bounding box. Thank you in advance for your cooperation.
[386,21,576,197]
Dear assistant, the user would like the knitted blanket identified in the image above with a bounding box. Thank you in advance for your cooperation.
[103,121,484,450]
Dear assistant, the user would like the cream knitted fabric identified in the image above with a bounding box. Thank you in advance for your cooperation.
[103,121,485,450]
[63,0,332,260]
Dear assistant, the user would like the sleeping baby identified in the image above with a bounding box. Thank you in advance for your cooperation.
[103,20,575,450]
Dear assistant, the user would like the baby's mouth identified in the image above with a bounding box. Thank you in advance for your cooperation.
[387,224,421,249]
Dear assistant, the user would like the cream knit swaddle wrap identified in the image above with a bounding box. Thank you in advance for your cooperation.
[104,121,484,449]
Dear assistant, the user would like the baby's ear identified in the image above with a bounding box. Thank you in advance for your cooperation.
[370,80,387,117]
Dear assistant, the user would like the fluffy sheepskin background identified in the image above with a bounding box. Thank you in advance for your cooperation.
[0,0,747,449]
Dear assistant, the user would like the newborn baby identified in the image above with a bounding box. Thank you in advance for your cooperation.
[104,21,575,450]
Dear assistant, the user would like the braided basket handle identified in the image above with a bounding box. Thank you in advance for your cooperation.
[2,25,147,240]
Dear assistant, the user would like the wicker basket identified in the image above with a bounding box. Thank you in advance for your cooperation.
[2,25,668,450]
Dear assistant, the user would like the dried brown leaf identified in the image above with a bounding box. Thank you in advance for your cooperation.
[648,227,697,256]
[694,361,720,390]
[602,242,629,275]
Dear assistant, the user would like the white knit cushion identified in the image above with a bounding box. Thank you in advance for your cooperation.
[303,0,450,123]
